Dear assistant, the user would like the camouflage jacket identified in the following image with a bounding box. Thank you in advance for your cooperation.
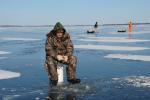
[45,31,73,60]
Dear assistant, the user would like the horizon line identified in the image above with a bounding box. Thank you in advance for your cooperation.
[0,23,150,27]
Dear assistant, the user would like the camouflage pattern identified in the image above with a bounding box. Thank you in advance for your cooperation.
[45,22,77,81]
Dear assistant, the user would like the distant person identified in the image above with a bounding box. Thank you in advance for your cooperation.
[87,22,99,33]
[45,22,80,86]
[94,22,98,28]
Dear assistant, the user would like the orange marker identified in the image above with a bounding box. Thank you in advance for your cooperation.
[128,21,133,39]
[129,21,132,33]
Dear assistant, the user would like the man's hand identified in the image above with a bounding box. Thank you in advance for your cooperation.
[57,55,63,61]
[57,55,68,62]
[63,56,68,62]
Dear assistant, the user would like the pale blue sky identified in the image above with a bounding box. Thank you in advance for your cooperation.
[0,0,150,25]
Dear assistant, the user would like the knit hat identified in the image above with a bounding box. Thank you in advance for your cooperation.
[53,22,64,31]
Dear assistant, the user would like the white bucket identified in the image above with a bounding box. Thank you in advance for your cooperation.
[57,63,64,84]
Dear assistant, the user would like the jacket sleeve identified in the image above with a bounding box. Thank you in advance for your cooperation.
[66,34,74,56]
[45,37,57,59]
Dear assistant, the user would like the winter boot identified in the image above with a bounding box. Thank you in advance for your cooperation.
[68,78,81,84]
[51,80,58,86]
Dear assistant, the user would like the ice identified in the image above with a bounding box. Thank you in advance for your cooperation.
[85,36,129,39]
[110,31,150,34]
[105,54,150,62]
[35,97,40,100]
[1,88,6,91]
[0,51,10,55]
[131,31,150,34]
[75,44,149,51]
[0,27,49,33]
[0,25,150,99]
[0,70,21,80]
[0,37,40,41]
[112,76,150,87]
[0,51,10,60]
[0,84,92,100]
[0,28,7,30]
[0,28,8,32]
[76,37,150,43]
[49,84,92,94]
[0,57,7,59]
[3,95,20,100]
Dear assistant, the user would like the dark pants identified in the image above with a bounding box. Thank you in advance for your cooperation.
[45,55,77,81]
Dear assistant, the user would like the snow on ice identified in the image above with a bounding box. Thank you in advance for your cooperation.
[0,37,40,41]
[74,44,149,51]
[76,37,150,43]
[0,51,10,55]
[105,54,150,62]
[0,70,21,80]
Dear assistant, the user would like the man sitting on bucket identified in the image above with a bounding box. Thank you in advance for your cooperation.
[45,22,81,86]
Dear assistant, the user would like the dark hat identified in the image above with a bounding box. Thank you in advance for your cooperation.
[54,22,64,31]
[53,22,66,34]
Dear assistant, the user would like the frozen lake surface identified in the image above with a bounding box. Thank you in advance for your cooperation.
[0,25,150,100]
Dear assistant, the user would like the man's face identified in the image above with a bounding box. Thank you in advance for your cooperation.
[56,32,63,38]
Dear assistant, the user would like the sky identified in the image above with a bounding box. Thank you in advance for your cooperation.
[0,0,150,25]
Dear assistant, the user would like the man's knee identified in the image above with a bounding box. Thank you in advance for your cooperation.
[68,55,77,65]
[44,63,49,72]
